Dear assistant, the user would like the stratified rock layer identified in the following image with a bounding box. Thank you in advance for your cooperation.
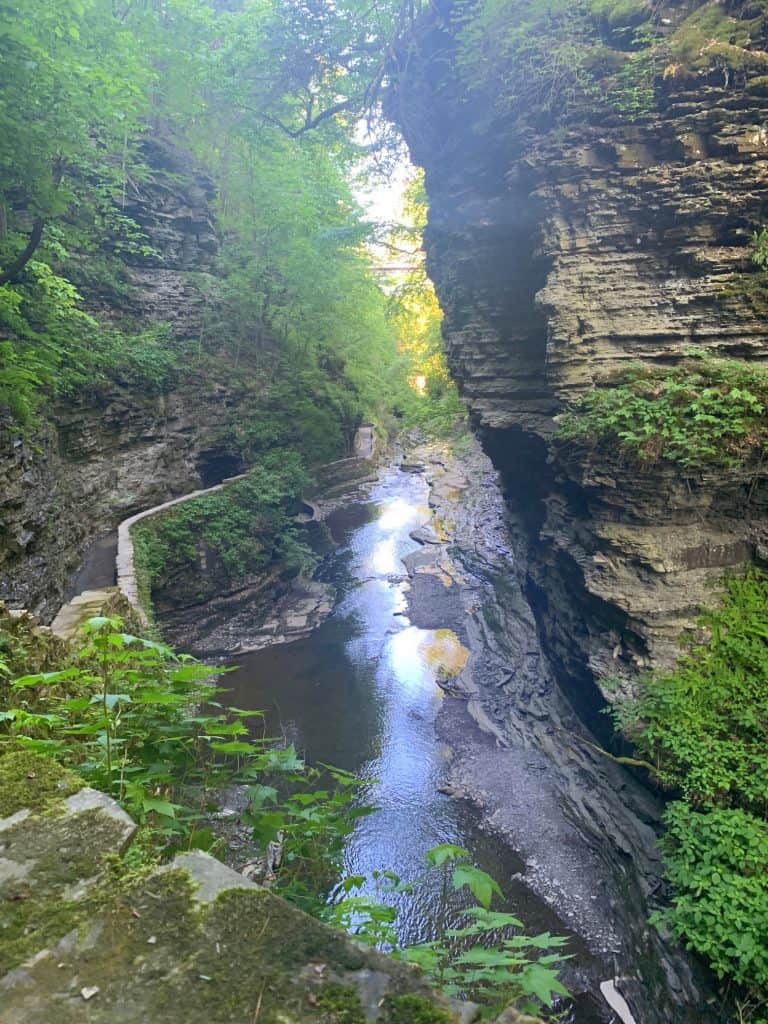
[391,0,768,700]
[0,140,235,621]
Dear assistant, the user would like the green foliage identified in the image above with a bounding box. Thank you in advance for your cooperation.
[397,845,569,1017]
[384,172,465,438]
[0,0,154,418]
[134,452,313,607]
[754,227,768,271]
[452,0,768,129]
[659,804,768,992]
[453,0,662,127]
[613,571,768,812]
[208,358,362,469]
[1,616,368,904]
[0,0,408,433]
[668,3,768,74]
[557,356,768,467]
[614,571,768,1010]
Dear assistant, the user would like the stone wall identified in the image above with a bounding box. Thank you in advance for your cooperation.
[390,0,768,702]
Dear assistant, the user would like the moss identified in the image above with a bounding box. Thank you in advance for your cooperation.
[382,994,455,1024]
[0,804,139,974]
[0,748,82,818]
[317,983,366,1024]
[589,0,651,31]
[670,3,768,71]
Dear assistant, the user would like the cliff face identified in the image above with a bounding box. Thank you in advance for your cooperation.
[0,142,242,621]
[391,0,768,705]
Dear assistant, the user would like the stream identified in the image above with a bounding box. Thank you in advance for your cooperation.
[224,460,610,1022]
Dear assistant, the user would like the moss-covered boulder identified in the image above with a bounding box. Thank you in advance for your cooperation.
[0,807,460,1023]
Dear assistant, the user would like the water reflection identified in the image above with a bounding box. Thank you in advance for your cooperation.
[223,467,606,1022]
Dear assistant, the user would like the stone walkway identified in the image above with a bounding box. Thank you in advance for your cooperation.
[51,424,378,641]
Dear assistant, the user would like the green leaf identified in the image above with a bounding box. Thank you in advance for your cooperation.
[142,798,178,818]
[518,962,570,1005]
[451,864,503,908]
[425,842,470,868]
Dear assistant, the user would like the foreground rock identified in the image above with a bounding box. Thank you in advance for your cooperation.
[0,755,471,1024]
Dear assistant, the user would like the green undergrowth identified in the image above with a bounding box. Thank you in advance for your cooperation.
[452,0,768,130]
[556,355,768,468]
[612,571,768,1016]
[132,451,313,612]
[0,615,368,909]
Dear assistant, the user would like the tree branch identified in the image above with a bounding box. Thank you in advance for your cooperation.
[0,159,63,287]
[0,217,44,287]
[264,97,357,138]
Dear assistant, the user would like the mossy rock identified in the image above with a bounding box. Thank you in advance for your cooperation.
[670,2,768,70]
[382,993,456,1023]
[0,786,136,976]
[589,0,651,31]
[0,852,459,1024]
[0,749,82,818]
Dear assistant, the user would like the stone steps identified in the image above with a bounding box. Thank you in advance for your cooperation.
[49,587,120,641]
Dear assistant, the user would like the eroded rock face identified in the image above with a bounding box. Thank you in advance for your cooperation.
[390,1,768,698]
[0,383,249,621]
[0,140,243,622]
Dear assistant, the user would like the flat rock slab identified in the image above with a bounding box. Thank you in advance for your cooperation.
[0,786,137,979]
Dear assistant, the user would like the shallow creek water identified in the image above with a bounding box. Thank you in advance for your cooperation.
[224,465,608,1022]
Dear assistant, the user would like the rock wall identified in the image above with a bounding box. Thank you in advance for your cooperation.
[0,140,247,622]
[390,0,768,704]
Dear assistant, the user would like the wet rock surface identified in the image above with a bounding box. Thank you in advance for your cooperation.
[401,436,718,1023]
[390,0,768,701]
[160,572,337,657]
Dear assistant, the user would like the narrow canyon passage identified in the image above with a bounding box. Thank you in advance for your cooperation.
[222,450,638,1023]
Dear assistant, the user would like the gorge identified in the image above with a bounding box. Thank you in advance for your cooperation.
[1,1,768,1022]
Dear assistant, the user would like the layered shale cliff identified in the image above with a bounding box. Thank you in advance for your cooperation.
[391,0,768,709]
[0,141,245,621]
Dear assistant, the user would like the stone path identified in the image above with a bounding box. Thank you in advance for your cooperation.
[116,471,248,627]
[50,587,122,642]
[50,424,378,642]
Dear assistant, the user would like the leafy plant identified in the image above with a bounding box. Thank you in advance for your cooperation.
[658,804,768,995]
[1,616,367,903]
[613,571,768,1012]
[612,571,768,812]
[398,844,570,1017]
[557,356,768,467]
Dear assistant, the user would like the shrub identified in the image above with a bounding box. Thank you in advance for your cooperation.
[133,451,313,606]
[557,356,768,467]
[660,804,768,991]
[614,571,768,1009]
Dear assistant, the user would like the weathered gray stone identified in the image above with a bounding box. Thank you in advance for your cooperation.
[169,850,257,903]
